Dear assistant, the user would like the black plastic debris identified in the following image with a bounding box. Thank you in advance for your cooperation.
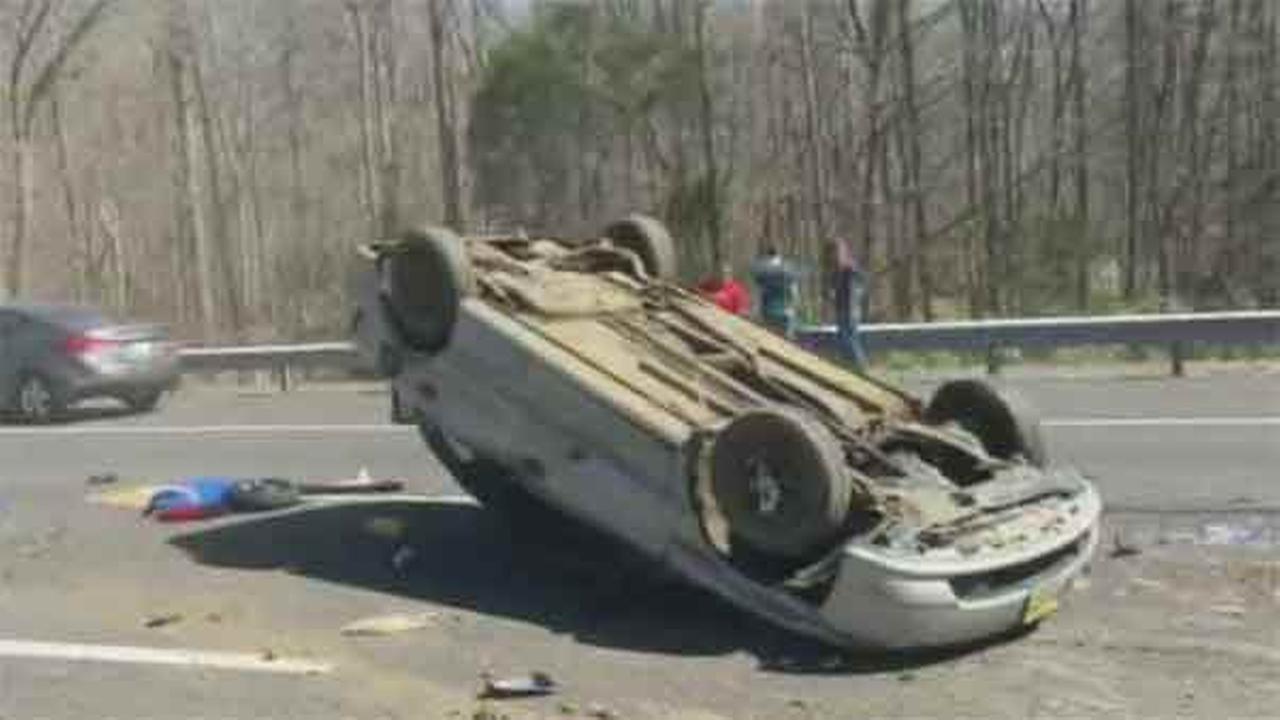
[227,478,302,512]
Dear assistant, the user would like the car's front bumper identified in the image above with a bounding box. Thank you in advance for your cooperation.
[817,482,1102,649]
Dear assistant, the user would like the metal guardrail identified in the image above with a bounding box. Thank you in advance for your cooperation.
[799,310,1280,375]
[178,310,1280,389]
[179,342,360,390]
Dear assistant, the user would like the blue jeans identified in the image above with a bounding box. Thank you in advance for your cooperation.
[836,271,868,368]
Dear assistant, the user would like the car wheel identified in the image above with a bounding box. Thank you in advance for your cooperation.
[126,389,163,413]
[602,214,678,281]
[924,379,1047,467]
[16,374,64,424]
[701,408,852,559]
[228,478,301,512]
[382,225,472,354]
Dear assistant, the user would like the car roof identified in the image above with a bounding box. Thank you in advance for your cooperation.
[2,303,111,329]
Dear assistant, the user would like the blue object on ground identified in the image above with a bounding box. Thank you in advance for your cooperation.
[144,476,238,517]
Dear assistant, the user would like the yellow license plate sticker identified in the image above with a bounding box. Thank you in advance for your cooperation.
[1023,586,1060,625]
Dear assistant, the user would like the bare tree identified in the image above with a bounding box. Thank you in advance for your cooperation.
[3,0,113,298]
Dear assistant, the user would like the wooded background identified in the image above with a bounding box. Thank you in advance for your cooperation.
[1,0,1276,341]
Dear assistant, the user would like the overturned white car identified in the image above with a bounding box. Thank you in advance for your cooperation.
[352,215,1101,649]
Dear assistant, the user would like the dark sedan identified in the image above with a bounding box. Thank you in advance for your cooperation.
[0,304,180,422]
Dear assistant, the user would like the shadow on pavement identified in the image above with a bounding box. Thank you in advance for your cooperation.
[1,404,136,426]
[168,498,1010,673]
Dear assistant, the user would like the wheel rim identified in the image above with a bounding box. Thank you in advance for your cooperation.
[745,457,784,516]
[19,378,51,419]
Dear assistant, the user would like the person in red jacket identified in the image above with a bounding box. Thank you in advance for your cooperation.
[697,263,750,316]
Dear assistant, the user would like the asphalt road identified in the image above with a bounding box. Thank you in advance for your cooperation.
[0,370,1277,719]
[5,370,1276,509]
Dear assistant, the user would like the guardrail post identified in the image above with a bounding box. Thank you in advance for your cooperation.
[275,363,293,392]
[1170,342,1186,377]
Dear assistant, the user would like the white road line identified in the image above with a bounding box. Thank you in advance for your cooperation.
[0,423,409,436]
[1044,417,1280,428]
[0,638,332,674]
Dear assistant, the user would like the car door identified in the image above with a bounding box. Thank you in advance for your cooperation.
[0,311,19,408]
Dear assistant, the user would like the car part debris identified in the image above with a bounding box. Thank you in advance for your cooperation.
[340,611,439,636]
[86,473,118,486]
[584,702,617,719]
[1110,531,1142,559]
[227,478,301,512]
[479,671,558,699]
[297,467,405,495]
[353,216,1102,649]
[143,613,184,629]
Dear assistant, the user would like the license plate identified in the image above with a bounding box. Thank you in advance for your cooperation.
[1023,586,1060,625]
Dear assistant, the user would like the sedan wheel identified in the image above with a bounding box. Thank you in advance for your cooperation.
[17,375,61,424]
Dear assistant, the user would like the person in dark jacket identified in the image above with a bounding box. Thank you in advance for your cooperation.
[750,246,799,338]
[827,238,869,368]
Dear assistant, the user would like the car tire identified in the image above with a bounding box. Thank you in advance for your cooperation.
[15,373,65,424]
[382,225,472,354]
[703,408,852,559]
[126,389,163,413]
[602,214,678,281]
[228,478,302,512]
[924,379,1047,467]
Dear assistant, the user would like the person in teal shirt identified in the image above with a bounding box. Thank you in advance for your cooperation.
[750,246,798,338]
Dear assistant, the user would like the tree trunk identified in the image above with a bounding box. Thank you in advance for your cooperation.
[695,0,723,270]
[191,50,242,338]
[167,4,216,339]
[1123,0,1142,299]
[897,0,931,320]
[347,3,379,237]
[798,3,826,244]
[50,93,87,303]
[1070,0,1091,309]
[429,0,464,230]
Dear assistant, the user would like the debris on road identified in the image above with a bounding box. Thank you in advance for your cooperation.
[1208,604,1246,618]
[1110,531,1142,559]
[92,471,407,521]
[584,702,617,719]
[297,467,405,495]
[143,477,237,522]
[227,477,302,512]
[479,671,558,699]
[1131,577,1166,591]
[340,611,439,637]
[143,613,184,629]
[1200,522,1271,548]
